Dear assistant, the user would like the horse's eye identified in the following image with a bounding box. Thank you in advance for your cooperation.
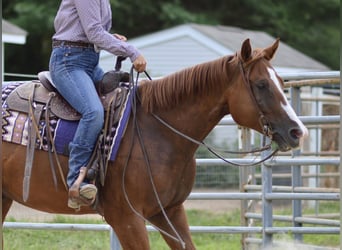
[255,80,268,89]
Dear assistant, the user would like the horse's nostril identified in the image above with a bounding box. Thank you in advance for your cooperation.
[289,127,303,139]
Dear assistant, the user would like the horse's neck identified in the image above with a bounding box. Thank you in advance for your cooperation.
[141,56,237,148]
[157,81,229,145]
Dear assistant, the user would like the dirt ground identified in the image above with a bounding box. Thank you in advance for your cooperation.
[6,189,241,222]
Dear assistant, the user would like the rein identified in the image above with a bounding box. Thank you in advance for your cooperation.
[121,58,279,248]
[152,113,278,167]
[145,60,279,166]
[122,67,187,249]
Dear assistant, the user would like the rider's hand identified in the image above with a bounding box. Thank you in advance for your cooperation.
[113,33,127,41]
[133,55,147,73]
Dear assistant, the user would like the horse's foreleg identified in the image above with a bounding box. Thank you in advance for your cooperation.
[2,194,13,224]
[105,213,150,250]
[149,204,195,250]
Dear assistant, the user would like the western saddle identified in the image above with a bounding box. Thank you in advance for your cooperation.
[5,70,131,202]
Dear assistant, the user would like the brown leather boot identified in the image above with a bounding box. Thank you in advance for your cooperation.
[67,167,97,210]
[68,184,97,209]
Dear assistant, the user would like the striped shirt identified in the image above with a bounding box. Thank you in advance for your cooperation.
[53,0,140,62]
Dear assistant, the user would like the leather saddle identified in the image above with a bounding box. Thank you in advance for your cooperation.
[6,71,129,122]
[5,67,131,203]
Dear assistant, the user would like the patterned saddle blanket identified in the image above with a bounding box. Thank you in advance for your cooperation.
[2,81,133,162]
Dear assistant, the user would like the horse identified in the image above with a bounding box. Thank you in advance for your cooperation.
[2,38,308,249]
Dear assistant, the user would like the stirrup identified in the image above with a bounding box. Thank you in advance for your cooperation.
[68,167,97,210]
[68,184,97,210]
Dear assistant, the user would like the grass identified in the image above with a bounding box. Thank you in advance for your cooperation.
[272,201,340,247]
[3,210,242,250]
[3,203,340,250]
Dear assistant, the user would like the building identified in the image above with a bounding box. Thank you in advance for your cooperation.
[99,23,329,76]
[99,23,331,151]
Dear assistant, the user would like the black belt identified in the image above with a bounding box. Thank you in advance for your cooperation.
[52,40,94,48]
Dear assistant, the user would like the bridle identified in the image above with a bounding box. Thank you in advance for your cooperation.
[144,58,279,166]
[238,57,274,140]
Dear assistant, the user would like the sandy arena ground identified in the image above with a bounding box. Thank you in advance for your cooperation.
[6,189,241,222]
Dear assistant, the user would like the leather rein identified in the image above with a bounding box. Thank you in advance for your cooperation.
[121,58,279,249]
[145,59,279,167]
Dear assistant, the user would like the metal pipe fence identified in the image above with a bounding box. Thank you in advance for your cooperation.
[4,221,340,234]
[3,71,341,249]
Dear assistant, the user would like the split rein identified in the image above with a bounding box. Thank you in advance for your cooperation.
[129,66,279,168]
[123,63,278,249]
[152,114,278,167]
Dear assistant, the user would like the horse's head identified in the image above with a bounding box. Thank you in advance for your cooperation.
[227,39,308,151]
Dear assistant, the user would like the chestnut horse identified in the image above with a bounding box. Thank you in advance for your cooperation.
[2,39,307,249]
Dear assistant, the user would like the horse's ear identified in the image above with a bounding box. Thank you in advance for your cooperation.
[240,39,252,62]
[264,38,280,60]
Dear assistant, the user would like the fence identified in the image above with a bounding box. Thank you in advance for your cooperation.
[3,71,341,249]
[238,71,340,249]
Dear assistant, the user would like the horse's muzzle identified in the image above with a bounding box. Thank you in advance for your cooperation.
[272,125,308,152]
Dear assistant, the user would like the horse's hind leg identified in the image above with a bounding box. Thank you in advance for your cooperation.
[2,194,13,224]
[149,204,195,250]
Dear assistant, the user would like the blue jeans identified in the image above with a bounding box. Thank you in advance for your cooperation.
[49,45,104,188]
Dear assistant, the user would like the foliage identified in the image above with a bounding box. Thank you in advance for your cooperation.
[2,0,340,78]
[3,1,59,74]
[181,0,340,69]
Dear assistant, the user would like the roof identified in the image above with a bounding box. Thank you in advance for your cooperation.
[189,23,329,71]
[100,23,329,75]
[2,19,28,44]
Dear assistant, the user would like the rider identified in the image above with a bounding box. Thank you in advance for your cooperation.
[49,0,147,209]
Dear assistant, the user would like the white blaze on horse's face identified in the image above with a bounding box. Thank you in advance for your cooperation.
[267,67,309,139]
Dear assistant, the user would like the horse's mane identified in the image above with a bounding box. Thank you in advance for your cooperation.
[138,48,268,113]
[139,56,233,113]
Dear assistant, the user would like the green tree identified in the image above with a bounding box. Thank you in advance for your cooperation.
[181,0,340,69]
[3,0,59,77]
[3,0,340,78]
[109,0,210,37]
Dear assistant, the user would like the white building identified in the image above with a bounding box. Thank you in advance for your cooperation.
[99,23,329,76]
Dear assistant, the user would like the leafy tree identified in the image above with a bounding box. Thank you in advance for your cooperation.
[110,0,210,36]
[3,0,59,76]
[3,0,340,79]
[181,0,340,69]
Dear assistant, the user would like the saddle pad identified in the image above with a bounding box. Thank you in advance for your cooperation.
[108,85,134,160]
[2,82,134,161]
